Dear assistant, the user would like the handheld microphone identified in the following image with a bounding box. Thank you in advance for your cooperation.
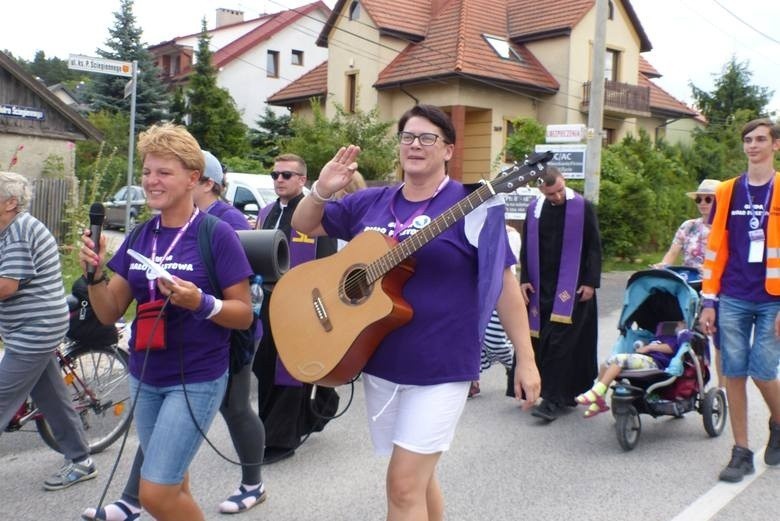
[87,203,105,282]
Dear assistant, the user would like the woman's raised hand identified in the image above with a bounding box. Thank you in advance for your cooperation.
[78,228,107,279]
[316,145,361,196]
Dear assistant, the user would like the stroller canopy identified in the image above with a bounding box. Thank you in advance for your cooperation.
[617,268,700,333]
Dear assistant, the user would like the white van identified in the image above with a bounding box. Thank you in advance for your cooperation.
[223,172,277,221]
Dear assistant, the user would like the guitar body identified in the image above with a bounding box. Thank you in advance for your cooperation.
[269,230,414,387]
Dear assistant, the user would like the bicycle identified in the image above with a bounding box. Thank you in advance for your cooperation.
[4,338,132,454]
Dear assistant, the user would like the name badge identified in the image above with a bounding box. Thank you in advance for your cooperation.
[748,228,765,263]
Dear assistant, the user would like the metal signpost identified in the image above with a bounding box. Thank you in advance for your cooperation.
[68,54,138,231]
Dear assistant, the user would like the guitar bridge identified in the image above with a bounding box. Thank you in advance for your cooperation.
[311,288,333,332]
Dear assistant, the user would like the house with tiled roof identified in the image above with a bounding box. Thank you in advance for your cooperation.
[148,2,330,128]
[268,0,699,182]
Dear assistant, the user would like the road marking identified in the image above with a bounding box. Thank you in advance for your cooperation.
[669,448,768,521]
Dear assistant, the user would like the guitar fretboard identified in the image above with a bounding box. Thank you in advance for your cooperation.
[365,183,494,284]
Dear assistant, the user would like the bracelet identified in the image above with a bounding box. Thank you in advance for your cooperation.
[87,273,108,286]
[310,181,335,204]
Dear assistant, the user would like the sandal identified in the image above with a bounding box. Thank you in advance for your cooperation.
[219,484,267,514]
[575,390,600,406]
[81,500,140,521]
[583,395,610,418]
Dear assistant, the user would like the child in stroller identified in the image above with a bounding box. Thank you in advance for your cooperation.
[591,268,728,451]
[575,320,688,418]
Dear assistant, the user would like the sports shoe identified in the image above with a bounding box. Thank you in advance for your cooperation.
[44,460,97,491]
[718,445,754,483]
[765,419,780,466]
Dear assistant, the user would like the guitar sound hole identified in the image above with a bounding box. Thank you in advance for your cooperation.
[342,267,370,304]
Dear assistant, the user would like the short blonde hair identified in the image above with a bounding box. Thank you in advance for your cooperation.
[274,153,307,177]
[0,171,32,212]
[137,123,205,173]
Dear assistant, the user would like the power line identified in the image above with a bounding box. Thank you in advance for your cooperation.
[711,0,780,46]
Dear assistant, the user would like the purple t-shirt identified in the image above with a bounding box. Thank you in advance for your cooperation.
[711,175,775,303]
[208,199,251,231]
[321,181,514,385]
[108,212,252,386]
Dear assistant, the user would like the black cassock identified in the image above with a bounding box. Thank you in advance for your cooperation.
[510,198,601,404]
[252,194,340,452]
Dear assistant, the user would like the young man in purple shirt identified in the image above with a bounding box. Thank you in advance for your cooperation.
[700,118,780,483]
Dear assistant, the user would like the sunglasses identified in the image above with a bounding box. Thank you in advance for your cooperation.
[695,196,713,204]
[270,171,303,180]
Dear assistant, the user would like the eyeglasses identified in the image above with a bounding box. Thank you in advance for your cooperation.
[695,195,713,204]
[398,131,443,146]
[270,171,303,180]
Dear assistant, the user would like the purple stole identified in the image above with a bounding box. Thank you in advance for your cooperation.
[526,192,585,337]
[258,202,318,387]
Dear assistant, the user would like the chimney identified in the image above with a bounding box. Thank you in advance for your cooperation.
[216,8,244,28]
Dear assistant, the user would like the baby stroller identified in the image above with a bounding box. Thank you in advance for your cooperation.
[609,268,727,451]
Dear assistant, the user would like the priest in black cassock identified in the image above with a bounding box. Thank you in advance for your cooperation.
[514,167,601,422]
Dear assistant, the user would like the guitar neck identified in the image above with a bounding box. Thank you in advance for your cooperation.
[365,183,494,283]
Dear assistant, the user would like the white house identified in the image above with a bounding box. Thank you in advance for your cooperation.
[149,2,330,128]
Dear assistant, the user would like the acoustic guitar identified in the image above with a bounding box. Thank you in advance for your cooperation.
[270,151,553,386]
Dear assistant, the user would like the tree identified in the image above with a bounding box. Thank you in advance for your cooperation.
[185,19,249,158]
[87,0,170,128]
[15,50,85,87]
[282,101,396,181]
[248,108,293,166]
[504,117,546,163]
[690,57,773,126]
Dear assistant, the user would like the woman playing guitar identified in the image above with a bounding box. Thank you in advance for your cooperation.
[290,104,540,520]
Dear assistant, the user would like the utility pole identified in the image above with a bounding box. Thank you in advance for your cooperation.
[584,0,608,204]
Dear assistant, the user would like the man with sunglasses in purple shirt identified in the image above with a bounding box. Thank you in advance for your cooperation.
[252,153,339,463]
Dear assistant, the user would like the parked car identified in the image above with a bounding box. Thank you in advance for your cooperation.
[103,185,145,230]
[224,172,277,224]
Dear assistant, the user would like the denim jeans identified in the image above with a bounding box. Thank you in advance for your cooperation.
[718,295,780,381]
[129,372,228,484]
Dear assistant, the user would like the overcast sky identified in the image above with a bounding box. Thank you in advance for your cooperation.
[3,0,779,115]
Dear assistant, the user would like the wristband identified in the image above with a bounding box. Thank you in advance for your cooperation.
[192,292,216,320]
[701,299,717,309]
[310,181,335,204]
[206,298,223,319]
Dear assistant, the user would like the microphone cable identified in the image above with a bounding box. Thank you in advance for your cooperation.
[86,295,171,521]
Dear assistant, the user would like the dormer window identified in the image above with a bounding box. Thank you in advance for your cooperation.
[349,1,361,21]
[483,34,523,63]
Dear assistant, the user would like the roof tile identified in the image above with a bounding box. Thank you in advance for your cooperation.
[267,60,328,104]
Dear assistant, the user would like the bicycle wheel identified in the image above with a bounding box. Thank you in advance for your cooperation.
[37,344,132,454]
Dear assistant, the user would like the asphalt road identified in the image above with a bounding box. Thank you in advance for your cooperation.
[1,270,778,520]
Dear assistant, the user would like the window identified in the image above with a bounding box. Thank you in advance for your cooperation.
[603,128,616,146]
[233,186,260,215]
[291,50,303,66]
[604,49,619,82]
[349,1,361,21]
[608,0,615,20]
[346,73,357,113]
[266,50,279,78]
[483,34,523,63]
[504,120,518,163]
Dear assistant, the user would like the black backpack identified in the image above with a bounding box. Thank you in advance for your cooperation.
[67,275,119,347]
[128,215,258,374]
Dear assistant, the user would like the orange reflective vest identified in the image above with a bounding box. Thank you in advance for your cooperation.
[701,173,780,298]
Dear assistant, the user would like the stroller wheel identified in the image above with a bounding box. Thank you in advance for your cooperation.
[702,387,728,437]
[615,406,641,451]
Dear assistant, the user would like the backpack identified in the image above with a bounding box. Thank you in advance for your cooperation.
[128,215,258,374]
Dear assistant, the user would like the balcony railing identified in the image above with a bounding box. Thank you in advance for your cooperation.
[582,80,651,117]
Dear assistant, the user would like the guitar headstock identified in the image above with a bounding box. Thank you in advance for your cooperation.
[490,150,554,195]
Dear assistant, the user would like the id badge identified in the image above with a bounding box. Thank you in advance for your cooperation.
[748,229,765,263]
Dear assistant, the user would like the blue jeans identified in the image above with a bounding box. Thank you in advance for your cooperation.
[718,295,780,381]
[129,372,228,485]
